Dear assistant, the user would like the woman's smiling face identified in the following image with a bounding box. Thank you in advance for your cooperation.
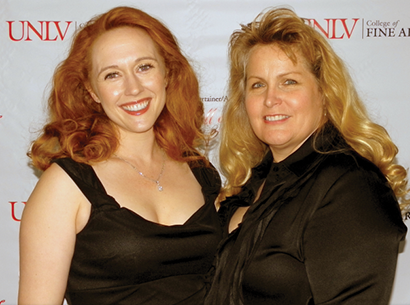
[88,26,167,138]
[245,44,324,162]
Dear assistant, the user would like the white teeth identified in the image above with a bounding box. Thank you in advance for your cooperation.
[265,115,289,122]
[122,101,149,112]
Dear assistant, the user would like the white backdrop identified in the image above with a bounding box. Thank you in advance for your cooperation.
[1,0,410,304]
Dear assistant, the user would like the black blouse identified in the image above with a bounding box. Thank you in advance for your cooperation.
[206,124,407,305]
[53,158,222,305]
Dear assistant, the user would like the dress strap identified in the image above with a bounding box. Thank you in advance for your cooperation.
[52,158,115,210]
[191,162,221,198]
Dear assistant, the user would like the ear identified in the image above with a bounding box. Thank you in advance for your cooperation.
[85,83,100,103]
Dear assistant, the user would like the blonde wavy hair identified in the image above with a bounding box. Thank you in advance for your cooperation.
[220,7,409,212]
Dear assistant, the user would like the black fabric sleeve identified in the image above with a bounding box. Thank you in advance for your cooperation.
[303,168,406,305]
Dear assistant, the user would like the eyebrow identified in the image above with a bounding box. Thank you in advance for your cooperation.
[97,56,158,76]
[247,71,303,80]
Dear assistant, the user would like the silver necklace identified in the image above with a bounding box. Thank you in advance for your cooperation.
[113,151,166,191]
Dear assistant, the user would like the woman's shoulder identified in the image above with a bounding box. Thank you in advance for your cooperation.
[318,151,389,197]
[26,162,86,214]
[39,161,78,187]
[51,158,101,189]
[317,151,405,232]
[191,160,222,193]
[315,151,396,210]
[320,150,386,182]
[52,158,91,175]
[192,160,221,183]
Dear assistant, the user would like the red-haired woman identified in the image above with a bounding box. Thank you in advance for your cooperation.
[18,6,221,305]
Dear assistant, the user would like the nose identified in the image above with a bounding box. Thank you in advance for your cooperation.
[264,86,282,108]
[124,74,143,96]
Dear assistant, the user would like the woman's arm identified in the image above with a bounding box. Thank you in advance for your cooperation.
[18,163,86,305]
[304,169,405,305]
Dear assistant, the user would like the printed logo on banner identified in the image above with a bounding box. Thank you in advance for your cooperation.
[306,18,360,39]
[364,20,410,38]
[365,20,399,37]
[201,96,227,103]
[9,201,26,222]
[205,108,221,126]
[202,96,225,127]
[6,18,410,41]
[306,17,410,39]
[6,21,77,41]
[0,299,6,304]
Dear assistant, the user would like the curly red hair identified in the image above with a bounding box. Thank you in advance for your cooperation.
[29,6,207,171]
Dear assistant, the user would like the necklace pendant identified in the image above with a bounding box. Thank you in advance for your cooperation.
[156,181,163,192]
[114,151,166,192]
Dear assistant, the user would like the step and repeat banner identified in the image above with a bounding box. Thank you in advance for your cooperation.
[1,0,410,304]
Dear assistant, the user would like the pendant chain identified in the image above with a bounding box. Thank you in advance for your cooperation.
[113,150,166,191]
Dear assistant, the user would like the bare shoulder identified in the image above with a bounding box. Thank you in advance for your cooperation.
[28,162,83,203]
[22,162,89,228]
[36,162,75,188]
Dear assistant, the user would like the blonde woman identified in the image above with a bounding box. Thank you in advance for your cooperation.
[206,7,408,305]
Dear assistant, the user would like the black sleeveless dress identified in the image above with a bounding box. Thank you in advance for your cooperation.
[53,158,222,305]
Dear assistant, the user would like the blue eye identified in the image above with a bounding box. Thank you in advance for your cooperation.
[251,82,264,89]
[284,79,297,85]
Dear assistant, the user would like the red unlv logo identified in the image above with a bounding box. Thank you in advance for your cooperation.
[7,21,75,41]
[306,18,360,39]
[9,201,26,221]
